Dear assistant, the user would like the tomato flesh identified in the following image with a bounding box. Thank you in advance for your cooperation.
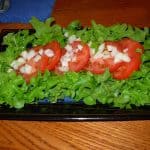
[18,41,62,82]
[44,41,62,70]
[88,38,143,80]
[88,58,107,74]
[113,58,140,80]
[16,38,143,82]
[112,38,143,80]
[88,42,122,74]
[69,42,90,72]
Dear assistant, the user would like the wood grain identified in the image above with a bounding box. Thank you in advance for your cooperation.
[0,121,150,150]
[52,0,150,27]
[0,0,150,149]
[0,23,32,32]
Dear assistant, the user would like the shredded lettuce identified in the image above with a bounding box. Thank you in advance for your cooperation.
[64,20,149,51]
[30,17,66,47]
[0,17,150,109]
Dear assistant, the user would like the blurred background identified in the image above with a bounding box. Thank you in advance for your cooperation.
[0,0,149,27]
[0,0,55,23]
[52,0,150,27]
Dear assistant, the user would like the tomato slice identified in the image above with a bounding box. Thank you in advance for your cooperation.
[16,38,143,82]
[104,58,123,72]
[29,45,49,73]
[113,58,141,80]
[120,38,143,59]
[88,38,143,80]
[88,42,123,74]
[112,38,144,80]
[54,48,66,74]
[88,57,123,74]
[31,41,62,72]
[88,58,107,74]
[69,41,90,72]
[33,45,43,52]
[21,69,38,83]
[44,41,62,70]
[17,60,38,83]
[18,41,62,82]
[36,55,49,73]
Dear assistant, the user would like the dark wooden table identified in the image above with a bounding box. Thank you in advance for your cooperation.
[0,0,150,149]
[52,0,150,27]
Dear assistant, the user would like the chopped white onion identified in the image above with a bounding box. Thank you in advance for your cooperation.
[123,48,128,53]
[58,66,69,72]
[93,53,103,59]
[90,48,95,56]
[7,68,13,73]
[20,64,32,74]
[34,55,41,62]
[44,49,54,57]
[93,43,109,59]
[64,32,69,37]
[107,45,117,52]
[68,35,77,43]
[121,54,131,62]
[65,44,72,52]
[26,50,36,60]
[98,43,105,53]
[58,47,75,72]
[17,57,26,64]
[77,44,83,50]
[20,51,28,59]
[39,49,44,55]
[114,53,131,63]
[10,60,21,70]
[88,41,92,47]
[76,38,81,41]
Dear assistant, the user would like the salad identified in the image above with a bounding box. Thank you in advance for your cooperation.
[0,17,149,109]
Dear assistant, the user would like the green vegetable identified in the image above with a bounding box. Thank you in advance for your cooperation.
[0,30,34,72]
[0,17,150,109]
[30,17,66,47]
[65,20,148,52]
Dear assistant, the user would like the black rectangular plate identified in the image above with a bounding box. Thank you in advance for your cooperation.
[0,29,150,121]
[0,104,150,121]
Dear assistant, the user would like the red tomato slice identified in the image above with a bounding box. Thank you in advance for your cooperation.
[36,55,49,73]
[30,41,62,72]
[28,45,49,73]
[88,58,107,74]
[120,38,143,59]
[31,41,62,72]
[104,58,124,72]
[26,47,48,73]
[18,41,62,82]
[112,38,144,80]
[21,69,38,83]
[54,48,66,74]
[17,60,38,83]
[44,41,62,71]
[88,38,143,80]
[69,41,90,72]
[33,45,43,52]
[88,42,123,74]
[88,57,123,74]
[113,58,141,80]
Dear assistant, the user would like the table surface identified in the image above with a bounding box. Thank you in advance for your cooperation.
[0,0,150,149]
